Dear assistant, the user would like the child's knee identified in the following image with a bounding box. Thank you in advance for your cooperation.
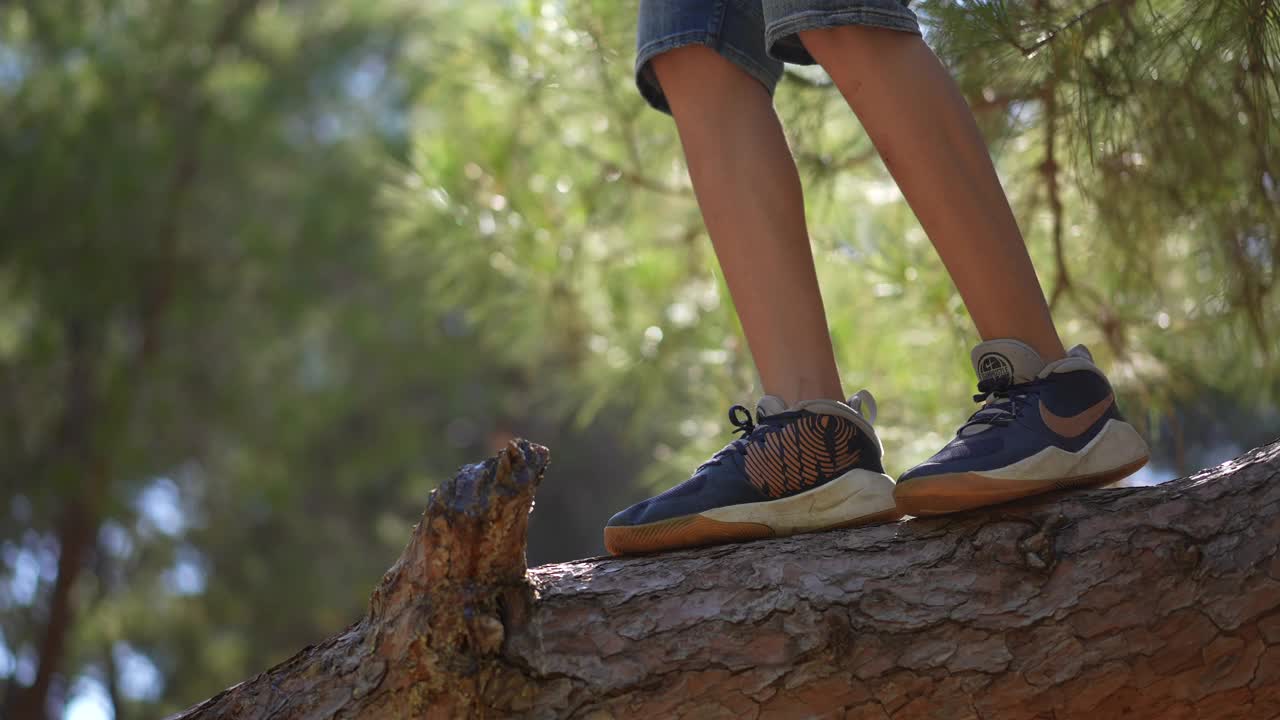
[650,44,766,106]
[797,24,910,64]
[651,45,735,87]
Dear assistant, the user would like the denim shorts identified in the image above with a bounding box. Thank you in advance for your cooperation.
[636,0,920,114]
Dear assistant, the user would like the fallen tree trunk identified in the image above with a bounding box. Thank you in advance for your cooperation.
[173,438,1280,719]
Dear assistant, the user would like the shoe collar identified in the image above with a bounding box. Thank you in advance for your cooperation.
[1038,345,1106,380]
[752,389,883,456]
[972,338,1107,383]
[961,340,1109,436]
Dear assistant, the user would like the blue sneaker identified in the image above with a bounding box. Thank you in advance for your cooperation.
[604,391,901,555]
[894,339,1150,516]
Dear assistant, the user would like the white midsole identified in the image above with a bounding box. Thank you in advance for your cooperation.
[700,469,898,533]
[974,419,1149,481]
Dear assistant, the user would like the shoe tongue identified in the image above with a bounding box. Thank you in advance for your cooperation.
[845,389,877,425]
[755,395,789,419]
[971,339,1047,386]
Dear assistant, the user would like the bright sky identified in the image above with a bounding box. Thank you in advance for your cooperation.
[64,678,113,720]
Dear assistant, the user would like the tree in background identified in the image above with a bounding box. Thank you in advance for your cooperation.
[1,1,503,716]
[0,0,1276,717]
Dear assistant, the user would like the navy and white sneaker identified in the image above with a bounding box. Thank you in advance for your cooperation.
[604,391,901,555]
[894,339,1150,516]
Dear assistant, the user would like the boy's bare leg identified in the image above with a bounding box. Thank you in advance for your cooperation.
[798,26,1066,362]
[602,44,901,556]
[794,26,1149,516]
[650,45,843,404]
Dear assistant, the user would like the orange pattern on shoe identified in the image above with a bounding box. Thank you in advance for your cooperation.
[743,414,862,498]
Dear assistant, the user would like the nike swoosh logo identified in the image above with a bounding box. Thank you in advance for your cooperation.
[1040,393,1114,438]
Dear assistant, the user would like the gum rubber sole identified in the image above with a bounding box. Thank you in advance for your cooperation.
[893,455,1150,517]
[603,506,903,556]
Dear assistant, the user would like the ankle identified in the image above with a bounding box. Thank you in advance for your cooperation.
[1029,338,1067,363]
[980,334,1066,364]
[761,376,846,406]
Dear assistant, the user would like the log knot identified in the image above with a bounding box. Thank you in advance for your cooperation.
[1018,512,1065,571]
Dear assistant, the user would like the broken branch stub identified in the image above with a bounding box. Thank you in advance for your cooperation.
[364,440,550,707]
[170,439,551,720]
[369,438,549,620]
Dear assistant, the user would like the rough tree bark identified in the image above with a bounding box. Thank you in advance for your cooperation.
[172,438,1280,719]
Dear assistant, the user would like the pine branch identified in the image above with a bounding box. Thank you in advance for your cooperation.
[566,142,688,197]
[1041,84,1071,310]
[1011,0,1130,57]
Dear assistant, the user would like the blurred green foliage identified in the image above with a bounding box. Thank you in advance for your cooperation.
[0,0,1276,717]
